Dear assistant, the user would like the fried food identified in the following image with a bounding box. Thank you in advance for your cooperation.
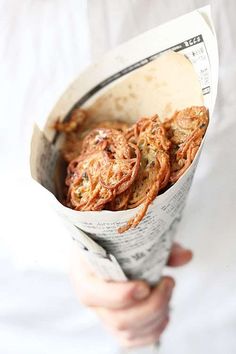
[164,106,209,183]
[66,128,140,211]
[56,105,208,233]
[54,108,87,133]
[81,128,131,157]
[66,151,115,211]
[54,108,129,162]
[107,188,132,211]
[117,115,171,233]
[87,119,129,133]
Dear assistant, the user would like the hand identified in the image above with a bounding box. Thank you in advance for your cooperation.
[70,242,192,349]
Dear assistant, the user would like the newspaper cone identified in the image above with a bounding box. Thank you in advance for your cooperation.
[30,6,218,285]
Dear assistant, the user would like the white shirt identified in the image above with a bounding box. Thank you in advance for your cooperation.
[1,1,236,353]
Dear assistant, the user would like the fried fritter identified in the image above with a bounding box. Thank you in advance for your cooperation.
[164,106,209,183]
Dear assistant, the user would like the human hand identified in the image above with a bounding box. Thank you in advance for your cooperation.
[70,242,192,349]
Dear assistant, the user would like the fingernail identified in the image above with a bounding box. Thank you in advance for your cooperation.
[133,285,150,300]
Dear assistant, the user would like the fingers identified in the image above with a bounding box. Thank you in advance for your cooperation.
[70,243,151,309]
[96,277,174,331]
[70,241,175,349]
[131,311,168,336]
[95,277,174,348]
[72,273,151,309]
[115,315,169,349]
[167,242,193,267]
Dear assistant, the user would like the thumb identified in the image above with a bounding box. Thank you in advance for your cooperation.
[70,242,150,309]
[72,273,151,309]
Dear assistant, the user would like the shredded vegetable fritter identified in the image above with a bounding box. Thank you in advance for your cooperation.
[54,106,208,233]
[117,115,171,233]
[164,106,209,183]
[65,128,140,212]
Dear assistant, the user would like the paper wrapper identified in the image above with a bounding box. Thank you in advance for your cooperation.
[30,6,218,285]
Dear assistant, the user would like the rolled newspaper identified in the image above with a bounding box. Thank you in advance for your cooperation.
[30,6,218,286]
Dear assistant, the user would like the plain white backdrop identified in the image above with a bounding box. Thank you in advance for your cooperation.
[1,1,236,353]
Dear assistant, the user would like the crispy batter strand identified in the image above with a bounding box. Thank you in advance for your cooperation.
[107,189,132,211]
[100,143,141,194]
[118,152,170,233]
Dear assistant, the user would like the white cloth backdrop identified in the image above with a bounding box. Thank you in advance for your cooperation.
[0,0,236,353]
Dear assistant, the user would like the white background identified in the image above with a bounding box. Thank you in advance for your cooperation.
[1,1,236,353]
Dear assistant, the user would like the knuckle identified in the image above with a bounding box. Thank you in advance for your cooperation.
[96,310,129,331]
[101,311,129,331]
[124,332,134,341]
[117,330,134,342]
[118,290,131,306]
[114,318,129,331]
